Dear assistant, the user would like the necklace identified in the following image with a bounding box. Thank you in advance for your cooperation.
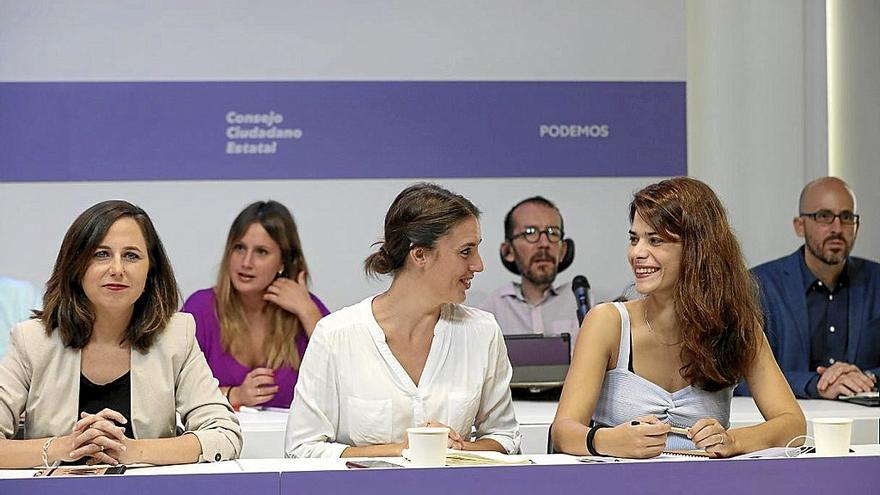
[644,304,682,346]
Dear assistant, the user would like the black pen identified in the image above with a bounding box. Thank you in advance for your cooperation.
[631,420,689,435]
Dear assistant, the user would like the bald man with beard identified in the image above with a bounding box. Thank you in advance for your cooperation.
[481,197,580,344]
[750,177,880,399]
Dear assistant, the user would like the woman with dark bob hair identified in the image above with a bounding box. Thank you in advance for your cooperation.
[183,201,329,409]
[0,200,241,468]
[552,177,805,458]
[285,183,521,458]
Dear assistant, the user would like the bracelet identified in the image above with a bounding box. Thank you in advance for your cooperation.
[42,436,57,467]
[586,426,608,456]
[225,386,234,404]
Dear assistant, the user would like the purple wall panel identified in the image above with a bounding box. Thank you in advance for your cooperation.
[0,471,278,495]
[0,81,685,181]
[279,456,880,495]
[1,455,878,495]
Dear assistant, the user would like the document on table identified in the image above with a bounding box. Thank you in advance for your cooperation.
[731,447,803,459]
[444,451,533,466]
[577,453,709,463]
[400,449,534,466]
[577,446,803,463]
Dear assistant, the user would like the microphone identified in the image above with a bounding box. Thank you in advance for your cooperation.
[571,275,591,326]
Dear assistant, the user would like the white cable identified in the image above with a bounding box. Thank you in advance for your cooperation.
[784,434,814,458]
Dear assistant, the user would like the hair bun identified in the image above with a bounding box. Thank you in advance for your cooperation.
[363,183,480,277]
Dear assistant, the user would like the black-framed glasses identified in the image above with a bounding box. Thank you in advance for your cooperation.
[509,226,564,244]
[799,210,860,225]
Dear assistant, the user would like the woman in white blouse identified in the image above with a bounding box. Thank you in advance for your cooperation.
[285,183,521,458]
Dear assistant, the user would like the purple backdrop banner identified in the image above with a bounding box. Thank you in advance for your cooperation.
[0,81,685,181]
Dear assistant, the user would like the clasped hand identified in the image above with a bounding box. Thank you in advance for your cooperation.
[395,420,465,455]
[816,362,876,399]
[424,420,466,450]
[64,408,130,465]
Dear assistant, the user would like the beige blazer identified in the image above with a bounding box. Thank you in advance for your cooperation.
[0,313,242,462]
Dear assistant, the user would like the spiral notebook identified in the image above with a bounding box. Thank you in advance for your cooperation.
[577,450,711,463]
[662,449,711,458]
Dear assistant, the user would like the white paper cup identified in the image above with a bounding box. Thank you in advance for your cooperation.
[406,426,449,467]
[812,418,852,456]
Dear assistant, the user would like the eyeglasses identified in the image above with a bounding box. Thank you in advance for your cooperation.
[509,226,564,244]
[799,210,860,225]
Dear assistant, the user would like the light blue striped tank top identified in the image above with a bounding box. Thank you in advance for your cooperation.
[592,302,733,450]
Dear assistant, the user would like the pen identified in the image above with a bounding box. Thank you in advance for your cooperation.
[577,457,621,463]
[630,420,689,436]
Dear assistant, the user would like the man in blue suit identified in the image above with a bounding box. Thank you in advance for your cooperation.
[752,177,879,399]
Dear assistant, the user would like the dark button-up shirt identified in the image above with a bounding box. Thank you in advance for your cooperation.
[800,253,851,397]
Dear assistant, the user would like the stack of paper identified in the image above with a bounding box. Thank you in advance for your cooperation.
[444,452,533,466]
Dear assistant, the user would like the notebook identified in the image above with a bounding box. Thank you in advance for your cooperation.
[662,449,711,458]
[444,451,533,466]
[838,390,880,407]
[504,333,571,388]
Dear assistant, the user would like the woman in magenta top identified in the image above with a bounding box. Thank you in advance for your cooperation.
[183,201,329,409]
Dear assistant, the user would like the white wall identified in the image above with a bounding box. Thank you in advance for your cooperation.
[688,0,877,265]
[0,0,684,82]
[687,0,834,269]
[828,0,880,261]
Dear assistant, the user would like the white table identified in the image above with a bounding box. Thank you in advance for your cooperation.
[237,398,880,458]
[730,396,880,444]
[237,407,289,459]
[237,445,880,473]
[511,400,556,454]
[235,403,558,459]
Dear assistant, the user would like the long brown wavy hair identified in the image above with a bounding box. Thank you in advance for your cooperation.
[630,177,761,390]
[216,201,309,369]
[36,200,179,351]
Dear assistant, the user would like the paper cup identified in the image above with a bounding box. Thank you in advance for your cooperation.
[812,418,852,456]
[406,426,449,467]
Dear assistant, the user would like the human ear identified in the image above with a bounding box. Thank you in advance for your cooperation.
[409,246,429,267]
[793,216,805,238]
[501,242,514,262]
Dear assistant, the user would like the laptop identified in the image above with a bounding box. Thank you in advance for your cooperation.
[504,333,571,389]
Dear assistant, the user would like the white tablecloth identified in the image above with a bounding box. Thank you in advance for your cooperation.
[237,398,880,458]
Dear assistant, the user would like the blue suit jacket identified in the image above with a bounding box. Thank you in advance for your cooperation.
[748,249,880,398]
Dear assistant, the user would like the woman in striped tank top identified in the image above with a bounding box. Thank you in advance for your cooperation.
[552,177,805,458]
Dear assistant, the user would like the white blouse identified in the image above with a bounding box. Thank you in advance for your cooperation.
[284,296,522,458]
